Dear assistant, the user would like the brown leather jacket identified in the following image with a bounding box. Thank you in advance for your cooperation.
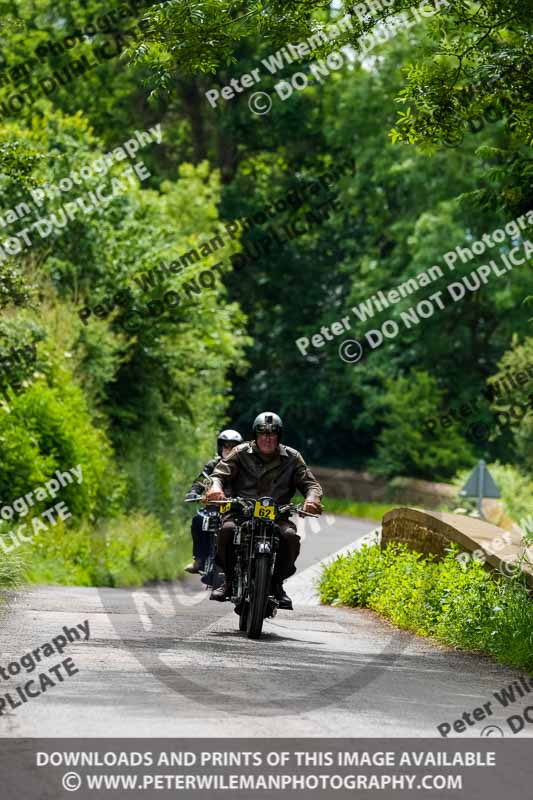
[208,441,323,506]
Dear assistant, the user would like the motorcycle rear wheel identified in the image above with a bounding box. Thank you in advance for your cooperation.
[246,556,270,639]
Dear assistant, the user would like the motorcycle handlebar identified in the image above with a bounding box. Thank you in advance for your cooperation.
[205,497,252,509]
[204,497,320,518]
[279,503,320,518]
[186,494,321,519]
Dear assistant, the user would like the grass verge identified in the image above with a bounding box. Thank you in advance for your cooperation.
[4,513,190,588]
[0,532,27,600]
[324,498,396,521]
[319,542,533,673]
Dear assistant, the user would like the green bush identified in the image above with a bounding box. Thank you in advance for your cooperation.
[319,542,533,672]
[319,543,397,606]
[0,375,122,520]
[370,371,475,480]
[453,462,533,540]
[489,337,533,474]
[0,111,249,592]
[0,530,26,595]
[323,498,396,521]
[24,512,190,587]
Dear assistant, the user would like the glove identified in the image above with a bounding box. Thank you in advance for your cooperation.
[303,498,322,515]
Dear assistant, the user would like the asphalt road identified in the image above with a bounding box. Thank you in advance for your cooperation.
[0,513,531,738]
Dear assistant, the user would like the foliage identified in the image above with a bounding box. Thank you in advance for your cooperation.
[24,512,189,587]
[217,33,533,467]
[0,0,531,595]
[0,531,26,597]
[489,336,533,472]
[319,542,533,672]
[128,0,337,80]
[0,108,248,588]
[0,265,33,309]
[0,3,529,475]
[453,461,533,534]
[370,371,474,479]
[323,498,396,521]
[385,1,533,215]
[0,374,120,520]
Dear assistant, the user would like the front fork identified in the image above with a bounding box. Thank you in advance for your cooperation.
[234,526,279,615]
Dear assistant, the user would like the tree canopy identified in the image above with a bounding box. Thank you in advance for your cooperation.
[0,0,531,584]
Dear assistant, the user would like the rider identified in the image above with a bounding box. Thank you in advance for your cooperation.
[184,429,243,573]
[205,412,323,609]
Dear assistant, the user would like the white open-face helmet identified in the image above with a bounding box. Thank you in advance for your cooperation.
[217,429,243,455]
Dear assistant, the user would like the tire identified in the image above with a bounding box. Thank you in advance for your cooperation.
[246,556,271,639]
[238,602,249,631]
[204,532,221,588]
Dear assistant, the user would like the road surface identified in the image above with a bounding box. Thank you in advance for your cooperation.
[0,514,531,738]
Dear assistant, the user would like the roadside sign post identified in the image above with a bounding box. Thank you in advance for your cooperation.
[459,459,501,519]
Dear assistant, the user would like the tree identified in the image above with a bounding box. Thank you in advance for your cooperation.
[489,336,533,473]
[370,371,474,479]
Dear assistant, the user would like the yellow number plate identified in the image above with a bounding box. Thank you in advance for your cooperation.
[219,502,231,513]
[254,501,275,520]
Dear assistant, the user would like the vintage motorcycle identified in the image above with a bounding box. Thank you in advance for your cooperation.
[210,496,318,639]
[184,495,224,590]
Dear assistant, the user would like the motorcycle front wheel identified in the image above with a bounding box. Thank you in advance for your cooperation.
[246,556,271,639]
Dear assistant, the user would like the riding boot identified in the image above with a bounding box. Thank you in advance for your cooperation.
[272,581,293,610]
[210,575,233,601]
[185,558,204,574]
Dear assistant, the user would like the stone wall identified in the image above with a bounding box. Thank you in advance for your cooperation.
[381,507,533,588]
[310,466,455,509]
[381,512,450,558]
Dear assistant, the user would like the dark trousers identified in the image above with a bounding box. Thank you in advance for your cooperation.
[215,518,300,582]
[191,513,210,563]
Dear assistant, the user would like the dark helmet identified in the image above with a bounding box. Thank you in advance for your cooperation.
[217,429,243,456]
[253,411,283,441]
